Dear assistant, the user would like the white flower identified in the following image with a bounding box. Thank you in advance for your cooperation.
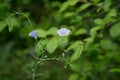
[57,28,71,36]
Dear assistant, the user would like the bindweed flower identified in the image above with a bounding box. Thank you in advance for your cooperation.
[29,30,38,38]
[57,28,71,36]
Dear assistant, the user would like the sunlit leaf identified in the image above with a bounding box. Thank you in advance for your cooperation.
[94,18,103,25]
[67,41,82,51]
[35,41,44,55]
[74,28,87,35]
[109,68,120,73]
[47,27,58,36]
[58,36,69,47]
[90,26,101,36]
[77,3,91,12]
[109,22,120,38]
[107,9,117,17]
[103,9,117,24]
[64,12,76,18]
[84,37,94,43]
[70,44,83,62]
[69,74,79,80]
[46,37,58,53]
[59,0,79,12]
[38,29,47,38]
[103,0,112,12]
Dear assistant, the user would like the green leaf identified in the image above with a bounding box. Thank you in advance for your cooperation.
[59,2,69,12]
[38,29,47,38]
[7,17,19,32]
[59,0,79,12]
[109,22,120,38]
[46,37,58,54]
[69,74,79,80]
[35,41,44,55]
[84,37,94,43]
[70,44,83,62]
[103,0,112,12]
[58,36,69,47]
[100,39,112,50]
[64,12,76,18]
[109,68,120,73]
[94,18,103,25]
[77,3,91,12]
[103,17,115,24]
[47,27,57,36]
[35,39,48,54]
[0,21,6,32]
[67,41,82,51]
[68,0,79,6]
[70,63,81,72]
[103,9,117,24]
[107,9,117,17]
[74,28,87,35]
[90,26,101,36]
[68,41,83,62]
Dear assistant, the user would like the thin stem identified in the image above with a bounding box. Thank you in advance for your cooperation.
[32,60,41,80]
[31,55,66,80]
[15,11,33,29]
[35,74,44,77]
[35,37,38,42]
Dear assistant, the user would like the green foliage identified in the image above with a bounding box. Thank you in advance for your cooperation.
[70,44,83,62]
[94,18,103,25]
[109,22,120,38]
[47,27,58,36]
[67,41,83,62]
[100,39,112,50]
[74,28,87,35]
[46,37,58,53]
[77,3,91,12]
[0,21,6,32]
[35,40,45,55]
[68,74,79,80]
[58,36,69,47]
[90,26,101,36]
[109,68,120,73]
[0,0,120,80]
[38,29,47,38]
[64,12,76,18]
[7,16,20,32]
[59,0,79,12]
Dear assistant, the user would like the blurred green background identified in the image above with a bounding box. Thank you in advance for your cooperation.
[0,0,120,80]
